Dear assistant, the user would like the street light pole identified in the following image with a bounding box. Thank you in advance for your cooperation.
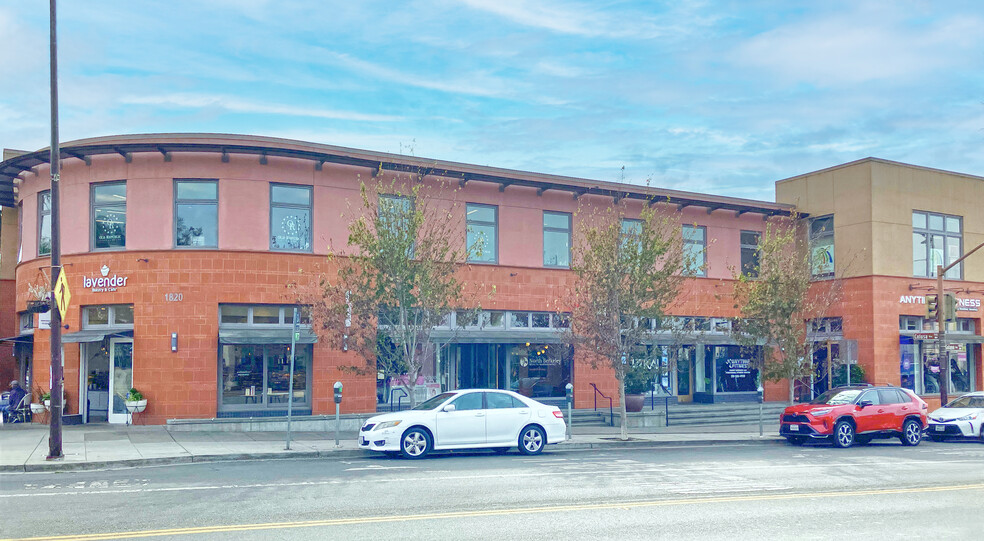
[47,0,64,460]
[934,240,984,408]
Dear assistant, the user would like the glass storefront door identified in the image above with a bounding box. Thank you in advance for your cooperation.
[107,338,133,424]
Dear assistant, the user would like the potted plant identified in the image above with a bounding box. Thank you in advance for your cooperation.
[40,390,52,411]
[623,362,655,413]
[125,388,147,413]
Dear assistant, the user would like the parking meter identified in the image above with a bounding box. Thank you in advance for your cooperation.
[333,382,343,447]
[756,385,764,437]
[565,383,574,440]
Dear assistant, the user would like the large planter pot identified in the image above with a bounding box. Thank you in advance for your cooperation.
[30,403,46,414]
[125,399,147,413]
[625,394,645,413]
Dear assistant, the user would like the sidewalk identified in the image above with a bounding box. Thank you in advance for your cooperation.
[0,422,783,473]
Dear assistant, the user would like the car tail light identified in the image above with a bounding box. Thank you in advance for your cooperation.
[553,410,564,418]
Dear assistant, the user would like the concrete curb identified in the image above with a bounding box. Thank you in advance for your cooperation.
[0,436,784,473]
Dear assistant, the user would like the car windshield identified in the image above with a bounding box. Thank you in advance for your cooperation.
[412,392,457,411]
[944,395,984,409]
[811,389,862,405]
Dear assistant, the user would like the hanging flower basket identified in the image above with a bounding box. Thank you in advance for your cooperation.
[26,300,51,314]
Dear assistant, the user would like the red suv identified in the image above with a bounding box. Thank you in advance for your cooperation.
[779,385,928,448]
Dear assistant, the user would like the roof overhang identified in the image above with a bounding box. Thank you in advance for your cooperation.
[0,135,799,217]
[218,328,318,345]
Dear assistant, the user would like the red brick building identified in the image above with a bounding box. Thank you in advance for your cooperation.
[0,135,980,423]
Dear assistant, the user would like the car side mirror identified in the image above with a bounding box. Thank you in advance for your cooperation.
[442,404,456,413]
[858,400,873,408]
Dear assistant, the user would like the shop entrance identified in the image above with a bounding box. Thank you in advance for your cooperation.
[445,343,572,405]
[80,337,132,424]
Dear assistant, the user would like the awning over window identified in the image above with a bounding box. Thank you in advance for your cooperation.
[218,329,318,345]
[61,329,134,343]
[0,335,33,344]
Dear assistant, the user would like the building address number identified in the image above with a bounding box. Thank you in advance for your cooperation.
[164,293,183,302]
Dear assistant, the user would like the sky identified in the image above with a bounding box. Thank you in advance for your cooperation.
[1,0,983,202]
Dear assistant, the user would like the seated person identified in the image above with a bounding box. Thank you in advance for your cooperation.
[1,380,28,422]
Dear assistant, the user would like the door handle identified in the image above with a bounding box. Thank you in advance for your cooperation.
[475,413,485,417]
[877,409,885,413]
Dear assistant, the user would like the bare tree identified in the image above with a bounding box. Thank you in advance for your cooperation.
[731,217,847,404]
[568,200,690,440]
[299,170,483,407]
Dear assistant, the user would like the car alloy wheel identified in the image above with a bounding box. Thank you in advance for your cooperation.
[901,419,922,446]
[400,428,431,459]
[519,426,545,455]
[833,420,854,448]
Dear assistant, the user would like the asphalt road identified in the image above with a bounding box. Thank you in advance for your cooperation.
[2,439,984,540]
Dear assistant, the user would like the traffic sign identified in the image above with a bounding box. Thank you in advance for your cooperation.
[53,271,71,320]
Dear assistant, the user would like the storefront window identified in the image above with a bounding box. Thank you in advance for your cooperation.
[91,182,126,250]
[899,336,916,392]
[508,344,572,399]
[710,345,759,393]
[220,344,310,407]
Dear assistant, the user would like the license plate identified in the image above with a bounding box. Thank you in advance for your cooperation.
[789,424,799,431]
[935,425,945,432]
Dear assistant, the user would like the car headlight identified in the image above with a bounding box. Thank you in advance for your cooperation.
[810,409,833,417]
[955,413,979,422]
[374,420,402,430]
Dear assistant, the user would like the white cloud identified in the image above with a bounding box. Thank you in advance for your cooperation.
[120,94,403,122]
[732,7,984,86]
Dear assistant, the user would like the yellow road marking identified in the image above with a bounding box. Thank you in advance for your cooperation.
[8,483,984,541]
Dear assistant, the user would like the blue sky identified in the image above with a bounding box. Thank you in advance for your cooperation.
[1,1,983,201]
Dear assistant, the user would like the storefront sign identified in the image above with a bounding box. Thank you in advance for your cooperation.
[83,265,129,293]
[899,295,979,311]
[38,311,51,330]
[913,332,938,340]
[723,358,752,378]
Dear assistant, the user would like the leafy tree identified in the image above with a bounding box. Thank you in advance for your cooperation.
[568,201,690,440]
[300,170,482,407]
[731,217,846,404]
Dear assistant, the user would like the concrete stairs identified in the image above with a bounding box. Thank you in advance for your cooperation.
[570,402,788,427]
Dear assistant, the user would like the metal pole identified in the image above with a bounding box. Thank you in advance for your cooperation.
[47,0,64,460]
[335,402,340,447]
[938,265,948,407]
[567,399,572,440]
[285,307,298,450]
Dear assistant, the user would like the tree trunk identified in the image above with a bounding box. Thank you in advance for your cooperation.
[788,376,795,405]
[619,375,628,441]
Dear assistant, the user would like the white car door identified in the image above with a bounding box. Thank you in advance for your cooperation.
[484,392,530,445]
[435,391,486,447]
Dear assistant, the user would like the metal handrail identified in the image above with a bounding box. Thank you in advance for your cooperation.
[590,383,614,426]
[389,388,408,412]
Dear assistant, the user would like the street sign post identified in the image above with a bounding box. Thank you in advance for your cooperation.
[285,307,299,450]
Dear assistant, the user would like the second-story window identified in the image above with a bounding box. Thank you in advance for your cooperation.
[682,225,706,276]
[379,194,413,258]
[38,190,51,256]
[91,182,127,250]
[740,231,761,278]
[466,203,497,263]
[810,216,834,278]
[175,180,218,248]
[270,184,312,252]
[913,210,962,279]
[543,211,571,268]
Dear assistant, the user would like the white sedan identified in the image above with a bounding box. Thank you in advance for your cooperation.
[358,389,567,458]
[927,391,984,442]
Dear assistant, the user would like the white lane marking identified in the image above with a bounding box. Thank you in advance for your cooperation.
[343,465,418,471]
[3,457,983,500]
